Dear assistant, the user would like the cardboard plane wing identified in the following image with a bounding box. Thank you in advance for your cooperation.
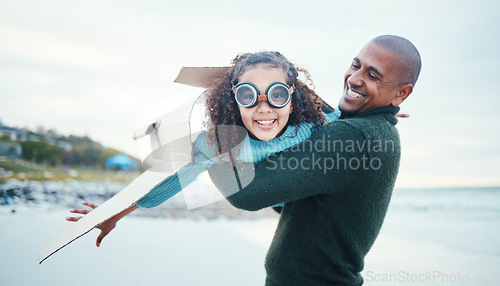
[38,67,230,264]
[174,66,230,88]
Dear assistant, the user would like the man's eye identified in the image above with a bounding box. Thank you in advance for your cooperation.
[368,73,378,80]
[351,63,360,69]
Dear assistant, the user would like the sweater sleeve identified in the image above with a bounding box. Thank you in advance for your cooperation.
[208,121,369,211]
[135,153,214,208]
[134,132,216,208]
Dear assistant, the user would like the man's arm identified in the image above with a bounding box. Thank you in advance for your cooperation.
[208,121,368,211]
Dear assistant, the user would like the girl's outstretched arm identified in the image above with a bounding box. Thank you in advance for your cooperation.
[66,201,138,247]
[62,135,214,248]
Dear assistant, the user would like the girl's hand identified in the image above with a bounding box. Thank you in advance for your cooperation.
[66,201,98,222]
[66,201,116,247]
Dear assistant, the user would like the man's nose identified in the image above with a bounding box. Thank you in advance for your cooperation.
[347,70,363,87]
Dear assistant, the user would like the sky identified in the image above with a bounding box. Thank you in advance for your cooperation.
[0,0,499,188]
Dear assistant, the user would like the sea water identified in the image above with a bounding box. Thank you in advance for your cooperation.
[1,183,499,286]
[2,181,499,258]
[382,187,500,257]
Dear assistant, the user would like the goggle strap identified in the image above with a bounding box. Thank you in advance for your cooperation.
[257,95,267,101]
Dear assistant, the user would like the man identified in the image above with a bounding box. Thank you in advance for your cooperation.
[208,35,421,285]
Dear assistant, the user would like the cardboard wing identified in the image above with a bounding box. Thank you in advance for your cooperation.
[174,66,230,88]
[38,170,173,264]
[38,67,234,264]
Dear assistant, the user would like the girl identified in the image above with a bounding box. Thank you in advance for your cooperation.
[67,51,340,247]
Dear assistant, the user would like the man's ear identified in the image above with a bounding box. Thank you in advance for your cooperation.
[391,84,413,106]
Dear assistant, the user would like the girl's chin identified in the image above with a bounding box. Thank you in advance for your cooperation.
[258,136,274,141]
[248,131,277,141]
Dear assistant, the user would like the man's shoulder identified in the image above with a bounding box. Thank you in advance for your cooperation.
[314,114,391,133]
[311,119,364,140]
[343,115,396,132]
[310,111,399,144]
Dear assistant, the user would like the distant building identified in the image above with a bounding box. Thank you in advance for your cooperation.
[0,124,25,159]
[105,153,138,171]
[27,134,40,142]
[56,140,72,151]
[0,124,27,141]
[0,142,21,159]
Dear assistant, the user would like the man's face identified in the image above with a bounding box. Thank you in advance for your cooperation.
[339,42,404,116]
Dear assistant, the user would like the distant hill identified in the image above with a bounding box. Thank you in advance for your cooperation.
[0,122,139,170]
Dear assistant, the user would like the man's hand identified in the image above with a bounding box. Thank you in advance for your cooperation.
[396,113,410,118]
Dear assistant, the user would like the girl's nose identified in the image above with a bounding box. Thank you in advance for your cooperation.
[256,99,272,112]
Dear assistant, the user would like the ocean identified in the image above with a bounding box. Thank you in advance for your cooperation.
[2,180,499,258]
[383,187,500,257]
[1,182,499,286]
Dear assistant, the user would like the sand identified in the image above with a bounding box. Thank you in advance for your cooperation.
[1,206,499,286]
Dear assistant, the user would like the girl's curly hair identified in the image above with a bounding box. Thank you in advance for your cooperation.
[204,51,327,154]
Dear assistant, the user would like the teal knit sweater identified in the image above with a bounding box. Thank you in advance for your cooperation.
[208,105,401,286]
[135,111,340,208]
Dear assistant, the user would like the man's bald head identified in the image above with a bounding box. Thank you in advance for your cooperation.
[371,35,421,87]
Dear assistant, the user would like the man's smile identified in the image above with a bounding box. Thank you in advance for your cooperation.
[344,85,368,102]
[346,88,366,99]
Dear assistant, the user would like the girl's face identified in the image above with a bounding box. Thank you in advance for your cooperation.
[237,65,293,141]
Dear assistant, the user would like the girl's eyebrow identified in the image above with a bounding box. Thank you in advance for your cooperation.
[354,57,384,78]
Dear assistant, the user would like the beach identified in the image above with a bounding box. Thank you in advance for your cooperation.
[1,187,499,286]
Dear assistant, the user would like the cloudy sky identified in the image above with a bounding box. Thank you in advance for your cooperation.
[1,0,499,188]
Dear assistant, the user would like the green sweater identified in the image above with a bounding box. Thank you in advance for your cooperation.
[208,105,401,285]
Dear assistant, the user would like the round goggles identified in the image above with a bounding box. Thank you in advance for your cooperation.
[232,81,293,108]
